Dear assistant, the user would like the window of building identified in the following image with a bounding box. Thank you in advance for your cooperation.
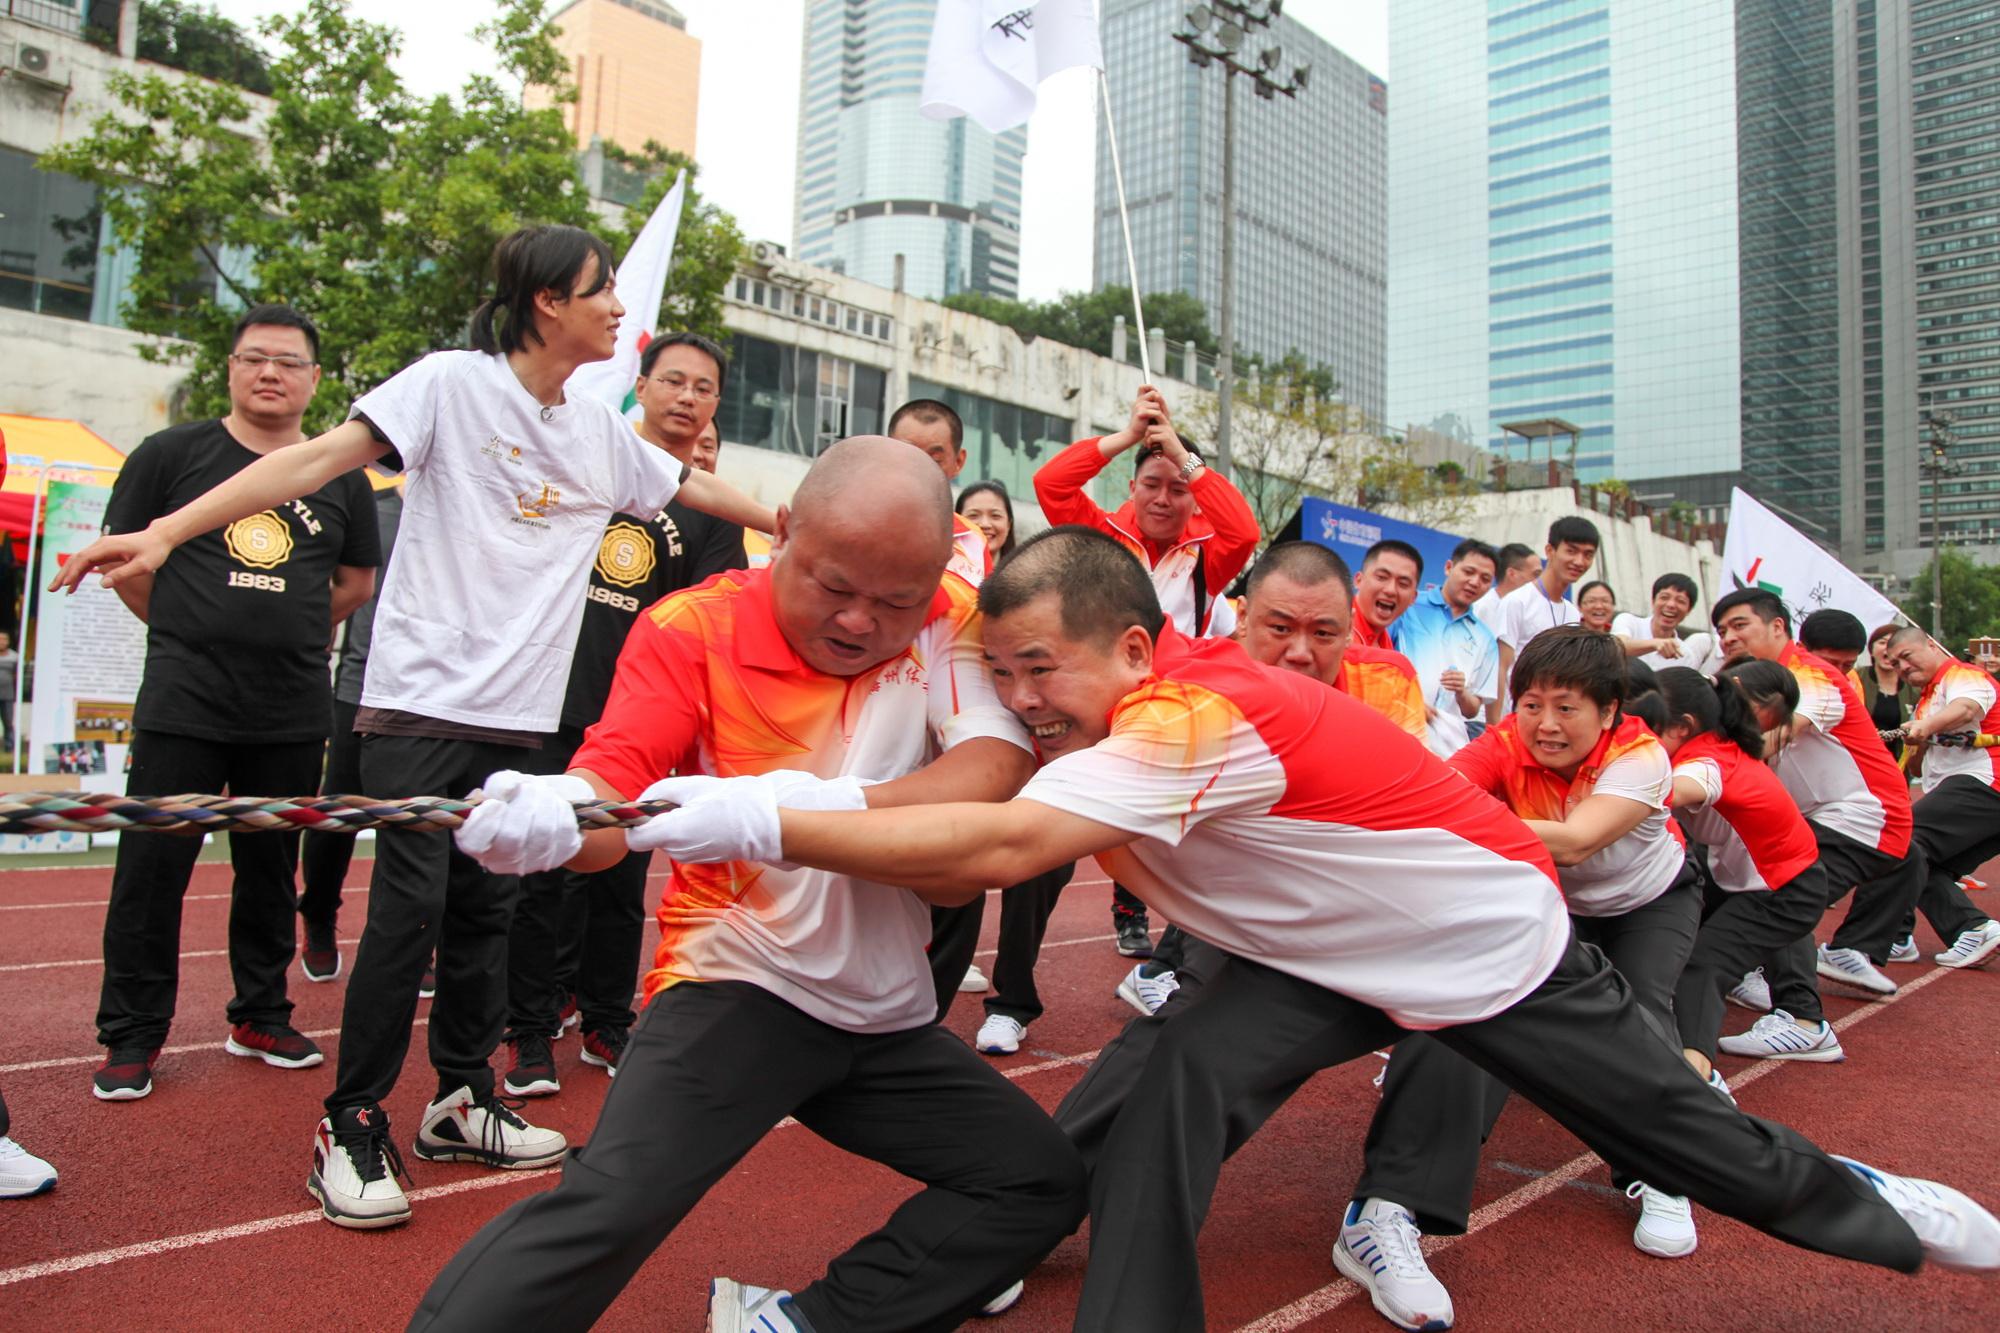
[0,145,100,322]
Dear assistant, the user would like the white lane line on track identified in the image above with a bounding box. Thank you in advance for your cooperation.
[0,940,364,974]
[1229,962,1961,1333]
[0,886,374,912]
[0,1045,1100,1287]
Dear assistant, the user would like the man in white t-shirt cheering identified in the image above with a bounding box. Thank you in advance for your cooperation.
[52,224,777,1231]
[637,526,2000,1327]
[1494,515,1600,689]
[412,437,1075,1333]
[1612,571,1720,673]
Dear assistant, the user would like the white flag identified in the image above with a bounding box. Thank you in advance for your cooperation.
[567,169,688,418]
[921,0,1104,134]
[1720,488,1910,636]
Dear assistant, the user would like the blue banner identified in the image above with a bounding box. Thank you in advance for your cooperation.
[1298,497,1468,593]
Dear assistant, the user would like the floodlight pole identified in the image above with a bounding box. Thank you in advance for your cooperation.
[1218,71,1236,478]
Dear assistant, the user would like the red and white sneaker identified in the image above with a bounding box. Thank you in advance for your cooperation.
[414,1086,567,1169]
[579,1027,628,1078]
[91,1047,159,1101]
[226,1022,325,1069]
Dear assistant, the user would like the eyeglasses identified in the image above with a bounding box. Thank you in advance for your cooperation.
[649,372,720,401]
[230,352,317,373]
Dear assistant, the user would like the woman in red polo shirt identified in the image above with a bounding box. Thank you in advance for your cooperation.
[1655,663,1844,1082]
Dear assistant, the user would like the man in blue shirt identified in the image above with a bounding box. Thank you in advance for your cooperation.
[1391,537,1500,755]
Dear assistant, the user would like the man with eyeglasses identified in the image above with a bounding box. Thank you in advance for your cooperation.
[500,331,749,1097]
[90,303,382,1101]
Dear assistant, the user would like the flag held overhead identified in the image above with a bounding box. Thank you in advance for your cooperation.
[922,0,1105,134]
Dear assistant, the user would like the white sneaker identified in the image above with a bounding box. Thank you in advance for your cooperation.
[1726,967,1772,1011]
[413,1086,568,1169]
[1116,965,1180,1017]
[1331,1198,1453,1331]
[1835,1156,2000,1271]
[1626,1182,1698,1258]
[308,1110,409,1229]
[1817,944,1897,996]
[1705,1068,1738,1108]
[707,1278,806,1332]
[975,1013,1026,1055]
[1935,919,2000,969]
[1716,1009,1846,1062]
[0,1136,57,1199]
[979,1279,1025,1316]
[958,963,990,993]
[1889,935,1920,964]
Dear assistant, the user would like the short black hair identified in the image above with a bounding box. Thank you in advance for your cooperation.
[1498,542,1539,572]
[1651,572,1699,607]
[231,303,319,362]
[1449,538,1498,571]
[1509,624,1627,709]
[1132,433,1203,475]
[1244,540,1354,602]
[1799,608,1867,655]
[1548,515,1601,550]
[1710,587,1790,636]
[1578,579,1616,605]
[955,480,1017,558]
[889,399,964,451]
[980,525,1165,644]
[638,330,729,392]
[1361,538,1424,579]
[469,224,616,355]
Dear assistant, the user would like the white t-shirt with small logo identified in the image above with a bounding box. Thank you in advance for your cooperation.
[351,350,685,732]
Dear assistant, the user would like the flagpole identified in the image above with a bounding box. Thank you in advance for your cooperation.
[1097,67,1152,382]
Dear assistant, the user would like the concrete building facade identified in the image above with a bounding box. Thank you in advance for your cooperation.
[527,0,701,159]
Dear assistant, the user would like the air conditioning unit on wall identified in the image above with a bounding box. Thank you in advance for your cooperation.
[3,40,67,90]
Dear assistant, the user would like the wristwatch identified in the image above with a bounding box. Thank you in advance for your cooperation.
[1178,452,1205,480]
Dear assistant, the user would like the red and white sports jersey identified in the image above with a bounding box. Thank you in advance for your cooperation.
[947,512,993,588]
[1336,643,1429,744]
[1773,642,1913,857]
[1672,734,1819,894]
[1451,715,1685,917]
[1913,659,2000,793]
[1016,631,1569,1030]
[575,567,1031,1033]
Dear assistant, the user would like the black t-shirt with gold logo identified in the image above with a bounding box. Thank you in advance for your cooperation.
[105,420,382,742]
[561,499,745,731]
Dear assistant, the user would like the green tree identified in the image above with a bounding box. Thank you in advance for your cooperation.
[136,1,274,95]
[1900,549,2000,645]
[43,0,743,434]
[943,285,1212,356]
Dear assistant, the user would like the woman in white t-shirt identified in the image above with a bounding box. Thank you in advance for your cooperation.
[51,224,777,1233]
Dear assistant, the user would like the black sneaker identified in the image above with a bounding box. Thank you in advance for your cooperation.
[418,959,437,1001]
[91,1046,160,1101]
[301,918,340,983]
[1115,916,1154,959]
[579,1026,628,1078]
[502,1033,560,1097]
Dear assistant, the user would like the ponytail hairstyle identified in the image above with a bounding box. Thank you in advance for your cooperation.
[1654,666,1757,756]
[1715,658,1801,758]
[469,225,616,355]
[1623,656,1666,731]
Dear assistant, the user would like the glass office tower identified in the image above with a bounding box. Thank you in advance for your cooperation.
[793,0,1025,301]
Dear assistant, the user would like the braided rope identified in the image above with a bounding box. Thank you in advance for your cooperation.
[0,793,676,837]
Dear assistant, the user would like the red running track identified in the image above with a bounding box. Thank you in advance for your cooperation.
[0,858,1997,1331]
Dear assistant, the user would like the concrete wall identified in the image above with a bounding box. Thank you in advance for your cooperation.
[0,306,186,450]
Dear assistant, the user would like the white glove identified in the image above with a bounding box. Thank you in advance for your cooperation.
[454,770,595,875]
[626,773,784,864]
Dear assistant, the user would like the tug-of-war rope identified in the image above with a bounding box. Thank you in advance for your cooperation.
[0,792,675,837]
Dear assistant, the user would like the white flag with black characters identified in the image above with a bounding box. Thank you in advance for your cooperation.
[921,0,1104,134]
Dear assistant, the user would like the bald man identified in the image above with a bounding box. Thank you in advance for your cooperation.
[417,438,1082,1332]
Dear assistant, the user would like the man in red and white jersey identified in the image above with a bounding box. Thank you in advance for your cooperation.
[1883,627,2000,968]
[1034,385,1260,958]
[1714,589,1923,1007]
[641,527,1999,1328]
[411,439,1079,1333]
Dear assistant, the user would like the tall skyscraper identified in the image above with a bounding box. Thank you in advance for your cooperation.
[1095,0,1387,422]
[1907,0,2000,559]
[531,0,702,158]
[793,0,1025,301]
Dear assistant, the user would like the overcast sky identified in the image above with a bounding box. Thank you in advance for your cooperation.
[208,1,1388,301]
